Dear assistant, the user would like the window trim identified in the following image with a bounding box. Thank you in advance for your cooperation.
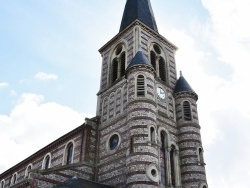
[10,172,18,186]
[197,147,205,166]
[106,132,121,154]
[24,163,33,178]
[110,43,127,85]
[149,125,157,143]
[42,153,52,169]
[0,179,5,188]
[149,43,169,83]
[63,141,75,165]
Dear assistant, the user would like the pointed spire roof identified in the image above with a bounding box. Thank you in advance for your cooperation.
[127,51,153,69]
[119,0,158,33]
[174,72,196,94]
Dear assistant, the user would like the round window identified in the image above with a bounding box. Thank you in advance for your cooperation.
[115,45,123,55]
[109,134,119,150]
[153,44,161,54]
[151,169,157,177]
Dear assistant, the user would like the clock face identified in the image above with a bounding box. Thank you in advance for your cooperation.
[157,87,165,99]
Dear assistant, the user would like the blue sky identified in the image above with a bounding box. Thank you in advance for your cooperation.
[1,0,250,187]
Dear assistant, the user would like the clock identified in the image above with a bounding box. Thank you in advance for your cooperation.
[157,87,165,99]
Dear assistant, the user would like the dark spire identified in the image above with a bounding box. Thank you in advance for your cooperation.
[127,51,152,69]
[119,0,158,33]
[174,72,196,94]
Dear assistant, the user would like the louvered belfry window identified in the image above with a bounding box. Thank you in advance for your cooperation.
[137,75,145,97]
[183,101,192,121]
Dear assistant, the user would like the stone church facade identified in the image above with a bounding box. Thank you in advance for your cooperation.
[0,0,208,187]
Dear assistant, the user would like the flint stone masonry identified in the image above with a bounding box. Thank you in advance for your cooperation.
[1,1,208,187]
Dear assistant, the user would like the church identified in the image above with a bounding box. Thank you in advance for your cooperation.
[0,0,208,187]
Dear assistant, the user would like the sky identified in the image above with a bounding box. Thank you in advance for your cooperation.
[0,0,250,187]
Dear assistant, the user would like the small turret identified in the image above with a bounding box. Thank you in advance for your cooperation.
[174,72,208,188]
[174,71,198,100]
[125,52,159,187]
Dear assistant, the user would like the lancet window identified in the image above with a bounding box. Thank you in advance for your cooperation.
[160,131,167,186]
[64,142,74,165]
[25,164,32,178]
[111,44,126,83]
[159,130,181,187]
[66,143,73,165]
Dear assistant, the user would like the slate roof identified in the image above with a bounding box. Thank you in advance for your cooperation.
[119,0,158,33]
[174,74,196,94]
[51,177,113,188]
[127,51,153,69]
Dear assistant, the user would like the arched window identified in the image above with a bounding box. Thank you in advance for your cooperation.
[150,126,156,142]
[10,173,17,186]
[45,155,50,169]
[0,180,5,188]
[137,75,145,97]
[150,51,156,70]
[25,164,32,178]
[170,145,176,187]
[203,186,207,188]
[198,147,205,165]
[42,153,51,169]
[183,101,192,121]
[66,143,74,165]
[150,44,168,82]
[160,131,167,186]
[111,44,126,84]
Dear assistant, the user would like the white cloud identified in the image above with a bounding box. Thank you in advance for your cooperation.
[160,1,250,184]
[10,90,17,97]
[0,93,92,173]
[179,1,250,187]
[0,82,9,88]
[35,72,58,81]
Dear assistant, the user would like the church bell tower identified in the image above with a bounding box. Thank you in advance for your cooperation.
[95,0,208,187]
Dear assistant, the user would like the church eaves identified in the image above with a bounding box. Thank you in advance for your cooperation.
[119,0,158,33]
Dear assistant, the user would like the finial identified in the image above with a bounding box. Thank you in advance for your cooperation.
[180,71,183,77]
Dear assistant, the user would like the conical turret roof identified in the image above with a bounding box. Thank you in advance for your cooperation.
[127,51,153,69]
[119,0,158,33]
[174,72,196,94]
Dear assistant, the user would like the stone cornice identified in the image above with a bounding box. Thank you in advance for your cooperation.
[99,20,178,54]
